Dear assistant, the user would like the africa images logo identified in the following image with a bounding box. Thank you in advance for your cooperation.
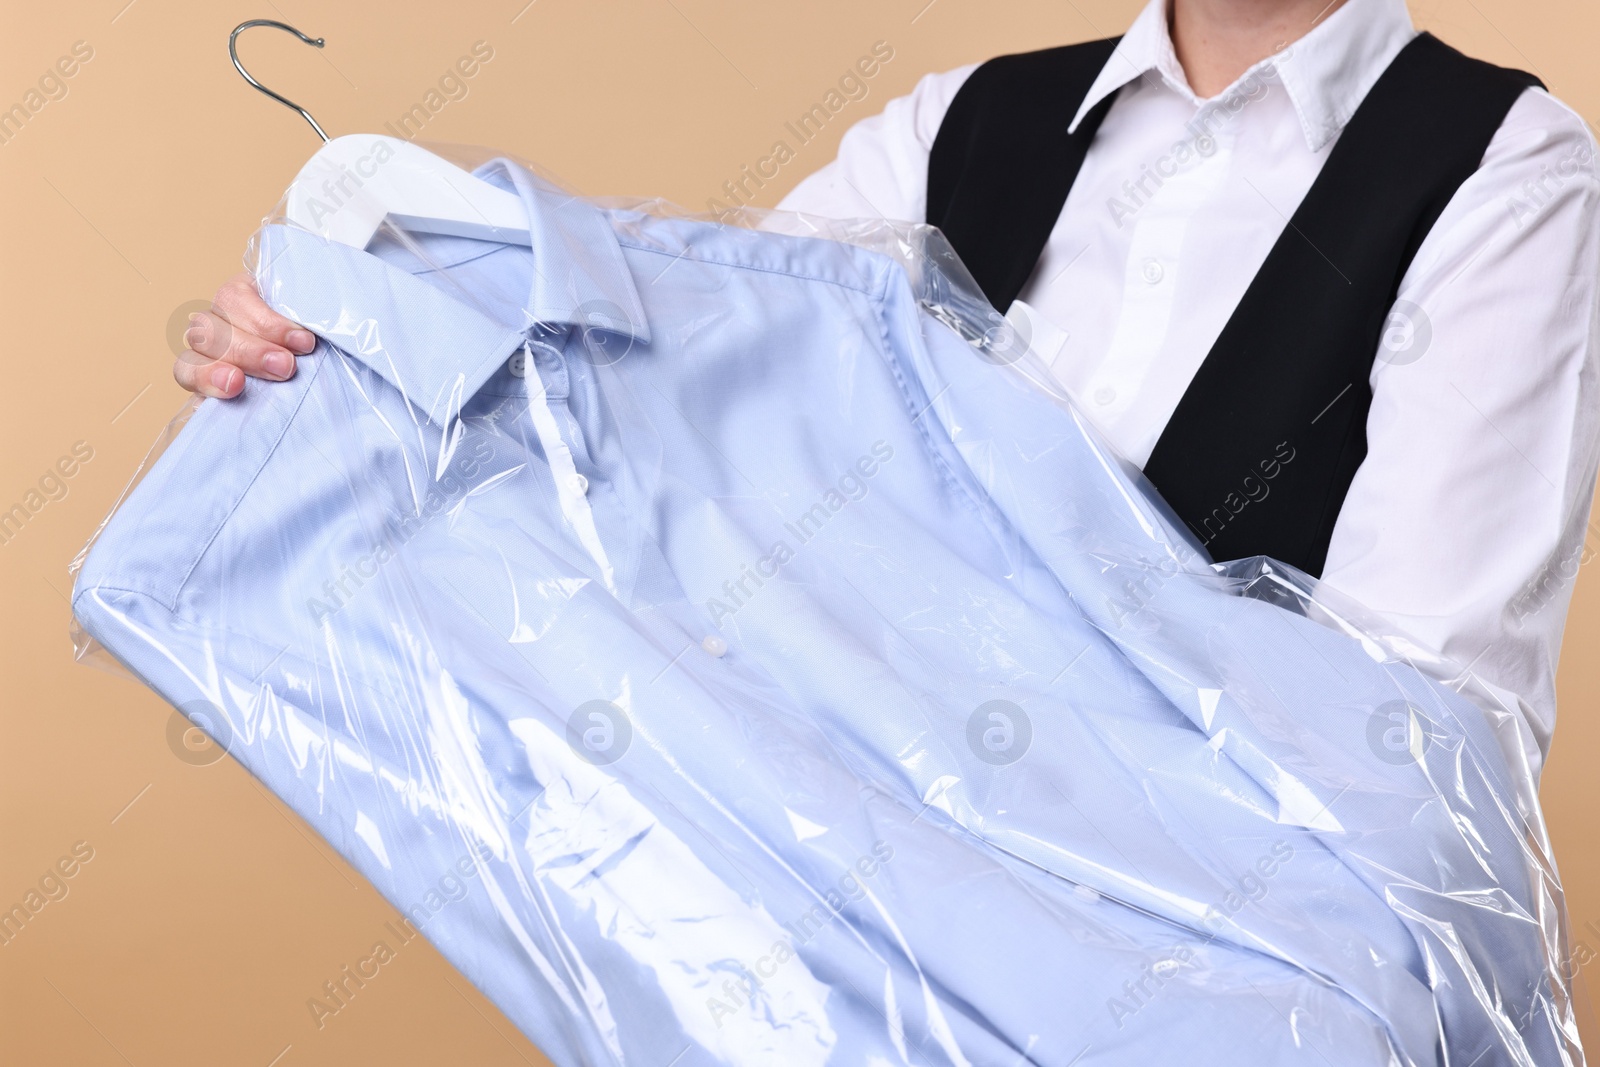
[966,699,1033,766]
[566,700,633,766]
[1365,699,1450,766]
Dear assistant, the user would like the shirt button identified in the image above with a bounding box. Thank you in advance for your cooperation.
[1152,958,1181,978]
[508,351,528,378]
[701,634,728,657]
[1093,386,1116,406]
[1141,258,1164,285]
[567,473,589,495]
[1072,883,1100,905]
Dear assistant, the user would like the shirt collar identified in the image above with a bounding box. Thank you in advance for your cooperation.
[1068,0,1417,153]
[256,158,650,425]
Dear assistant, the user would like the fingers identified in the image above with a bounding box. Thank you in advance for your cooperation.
[171,272,320,398]
[172,354,244,399]
[182,309,298,380]
[212,272,317,355]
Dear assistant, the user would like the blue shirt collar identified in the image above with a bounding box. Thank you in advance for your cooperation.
[256,158,650,425]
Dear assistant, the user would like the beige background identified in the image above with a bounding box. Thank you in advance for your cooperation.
[1,1,1595,1063]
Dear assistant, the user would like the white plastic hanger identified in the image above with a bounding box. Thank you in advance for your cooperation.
[230,20,531,248]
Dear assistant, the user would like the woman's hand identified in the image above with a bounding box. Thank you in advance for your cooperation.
[174,272,318,397]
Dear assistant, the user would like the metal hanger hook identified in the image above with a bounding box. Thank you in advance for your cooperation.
[229,19,330,142]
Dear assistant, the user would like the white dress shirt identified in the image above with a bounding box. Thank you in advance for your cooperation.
[778,0,1600,774]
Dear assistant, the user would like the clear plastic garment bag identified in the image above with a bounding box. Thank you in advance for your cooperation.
[73,143,1584,1066]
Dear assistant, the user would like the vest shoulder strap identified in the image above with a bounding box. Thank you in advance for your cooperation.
[1142,34,1541,575]
[927,38,1120,311]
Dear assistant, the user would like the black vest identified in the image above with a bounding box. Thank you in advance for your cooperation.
[927,33,1540,576]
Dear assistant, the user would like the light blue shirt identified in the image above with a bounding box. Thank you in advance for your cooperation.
[74,160,1567,1066]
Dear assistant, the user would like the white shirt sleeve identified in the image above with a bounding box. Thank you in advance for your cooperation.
[777,64,979,222]
[1320,88,1600,770]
